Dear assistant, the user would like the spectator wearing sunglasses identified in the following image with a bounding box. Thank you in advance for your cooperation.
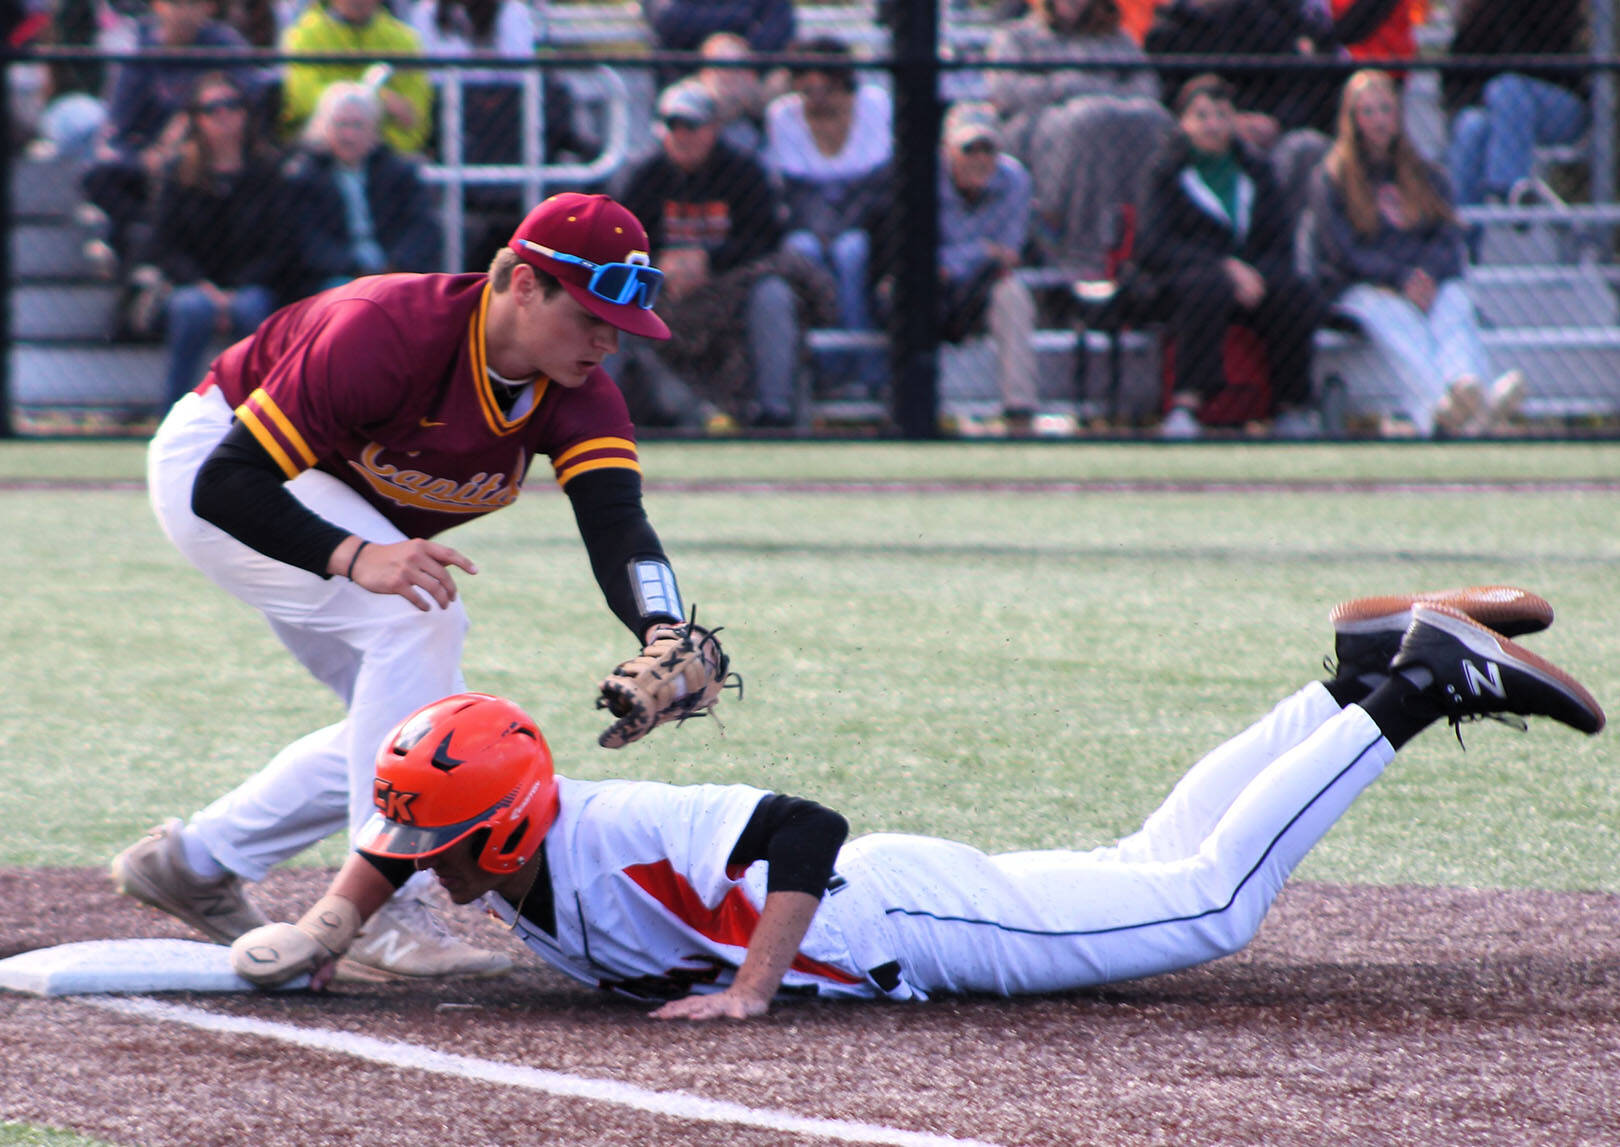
[932,103,1041,436]
[135,71,289,408]
[79,0,259,274]
[121,191,711,986]
[612,80,836,429]
[282,81,441,297]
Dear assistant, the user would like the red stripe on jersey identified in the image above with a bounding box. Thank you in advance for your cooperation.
[624,860,862,986]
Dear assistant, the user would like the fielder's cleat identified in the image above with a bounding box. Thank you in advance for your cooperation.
[335,894,513,983]
[1327,586,1554,682]
[1391,603,1604,735]
[110,818,268,944]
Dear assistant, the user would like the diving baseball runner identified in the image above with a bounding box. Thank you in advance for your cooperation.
[114,193,732,981]
[232,586,1603,1016]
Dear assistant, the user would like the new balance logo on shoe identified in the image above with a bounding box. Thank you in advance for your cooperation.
[351,927,420,966]
[1391,603,1605,736]
[1462,659,1507,700]
[335,895,514,982]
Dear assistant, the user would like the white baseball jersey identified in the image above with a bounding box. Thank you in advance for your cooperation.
[484,684,1397,1004]
[484,778,886,1001]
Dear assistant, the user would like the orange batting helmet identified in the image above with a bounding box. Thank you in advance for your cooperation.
[357,693,559,874]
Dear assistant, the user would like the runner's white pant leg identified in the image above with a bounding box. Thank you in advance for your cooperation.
[1102,683,1343,864]
[852,705,1393,997]
[148,390,469,876]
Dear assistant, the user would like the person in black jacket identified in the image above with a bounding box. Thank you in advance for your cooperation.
[140,71,286,408]
[611,80,834,429]
[1135,74,1329,438]
[282,81,441,298]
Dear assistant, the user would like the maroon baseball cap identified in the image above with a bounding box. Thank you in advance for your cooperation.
[508,193,670,340]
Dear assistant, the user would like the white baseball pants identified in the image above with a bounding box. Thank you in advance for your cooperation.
[833,684,1395,997]
[146,388,469,881]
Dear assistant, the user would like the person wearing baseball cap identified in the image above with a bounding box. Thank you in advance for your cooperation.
[605,78,812,429]
[935,101,1042,437]
[114,188,722,985]
[507,191,671,341]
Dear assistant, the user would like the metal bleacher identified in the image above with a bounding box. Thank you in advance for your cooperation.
[9,152,171,424]
[8,2,1620,436]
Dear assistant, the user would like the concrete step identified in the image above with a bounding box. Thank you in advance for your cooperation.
[10,283,123,341]
[8,342,167,408]
[11,156,87,221]
[11,221,98,280]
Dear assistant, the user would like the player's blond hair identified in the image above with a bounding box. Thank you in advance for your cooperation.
[488,247,563,296]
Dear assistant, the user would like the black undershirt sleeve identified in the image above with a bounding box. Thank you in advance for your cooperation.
[191,419,351,577]
[726,794,850,897]
[563,466,681,637]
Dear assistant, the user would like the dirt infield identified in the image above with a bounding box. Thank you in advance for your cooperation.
[3,867,1618,1146]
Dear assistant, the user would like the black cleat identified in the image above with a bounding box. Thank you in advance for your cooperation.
[1391,603,1604,735]
[1328,586,1554,682]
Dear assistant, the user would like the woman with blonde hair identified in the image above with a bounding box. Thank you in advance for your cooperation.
[1307,69,1523,437]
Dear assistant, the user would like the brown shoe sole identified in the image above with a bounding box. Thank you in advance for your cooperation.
[1331,586,1553,639]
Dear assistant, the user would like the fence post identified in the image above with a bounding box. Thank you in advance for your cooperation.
[1593,0,1615,204]
[887,0,942,439]
[0,53,13,440]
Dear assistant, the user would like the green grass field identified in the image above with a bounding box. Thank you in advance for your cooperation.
[4,438,1616,890]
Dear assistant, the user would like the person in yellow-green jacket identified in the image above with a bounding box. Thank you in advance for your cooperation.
[279,0,433,156]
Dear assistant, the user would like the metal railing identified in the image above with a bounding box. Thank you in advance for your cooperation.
[420,64,635,271]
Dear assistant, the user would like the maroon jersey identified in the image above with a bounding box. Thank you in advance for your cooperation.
[205,273,639,539]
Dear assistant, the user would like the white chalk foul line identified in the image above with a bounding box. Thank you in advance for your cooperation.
[82,995,1004,1147]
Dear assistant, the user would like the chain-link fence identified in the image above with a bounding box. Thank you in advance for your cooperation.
[6,0,1620,439]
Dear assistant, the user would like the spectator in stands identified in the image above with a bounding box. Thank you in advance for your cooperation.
[1135,74,1329,439]
[80,0,257,273]
[612,80,834,429]
[280,0,433,155]
[282,81,441,297]
[136,71,286,408]
[986,0,1158,163]
[410,0,532,74]
[764,36,892,395]
[694,30,783,154]
[1309,70,1524,438]
[642,0,794,55]
[933,102,1042,436]
[1443,0,1589,206]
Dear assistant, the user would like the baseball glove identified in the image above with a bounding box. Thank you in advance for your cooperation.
[597,613,739,748]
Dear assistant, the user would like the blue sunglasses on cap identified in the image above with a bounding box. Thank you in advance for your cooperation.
[515,239,664,309]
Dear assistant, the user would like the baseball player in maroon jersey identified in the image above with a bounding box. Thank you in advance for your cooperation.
[231,587,1602,1017]
[113,193,714,980]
